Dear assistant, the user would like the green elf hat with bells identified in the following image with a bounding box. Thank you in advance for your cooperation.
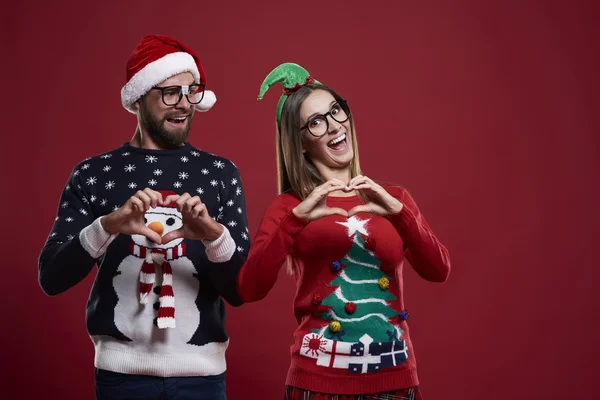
[257,63,321,126]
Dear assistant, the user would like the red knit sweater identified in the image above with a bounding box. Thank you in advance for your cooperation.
[237,186,450,395]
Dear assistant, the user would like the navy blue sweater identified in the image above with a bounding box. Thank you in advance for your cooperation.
[38,142,249,377]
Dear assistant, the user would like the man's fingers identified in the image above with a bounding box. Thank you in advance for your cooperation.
[163,194,180,206]
[175,193,191,212]
[185,196,202,214]
[134,190,152,210]
[143,188,162,208]
[162,227,185,244]
[191,203,207,219]
[139,226,163,244]
[130,196,145,214]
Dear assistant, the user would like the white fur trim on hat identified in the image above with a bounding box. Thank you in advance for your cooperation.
[121,52,216,113]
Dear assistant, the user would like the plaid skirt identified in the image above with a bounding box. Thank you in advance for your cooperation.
[284,386,422,400]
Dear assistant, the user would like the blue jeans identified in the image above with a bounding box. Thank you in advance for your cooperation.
[95,369,226,400]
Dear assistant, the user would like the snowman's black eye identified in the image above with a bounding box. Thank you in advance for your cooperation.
[166,217,175,226]
[144,217,148,224]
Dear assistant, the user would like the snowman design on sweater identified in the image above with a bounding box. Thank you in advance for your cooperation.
[301,216,409,374]
[113,192,200,344]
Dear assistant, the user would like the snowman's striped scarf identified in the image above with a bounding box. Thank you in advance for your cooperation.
[130,242,186,329]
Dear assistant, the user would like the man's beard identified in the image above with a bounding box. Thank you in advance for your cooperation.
[139,102,194,149]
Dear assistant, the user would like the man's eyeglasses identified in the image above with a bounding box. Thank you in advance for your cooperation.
[149,84,206,107]
[300,100,351,137]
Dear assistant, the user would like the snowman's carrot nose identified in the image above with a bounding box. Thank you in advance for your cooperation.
[148,221,164,236]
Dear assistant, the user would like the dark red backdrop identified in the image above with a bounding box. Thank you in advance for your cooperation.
[2,0,598,399]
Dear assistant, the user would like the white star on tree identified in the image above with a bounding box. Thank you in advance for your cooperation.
[336,216,370,237]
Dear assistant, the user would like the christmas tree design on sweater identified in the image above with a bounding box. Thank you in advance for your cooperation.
[301,216,409,374]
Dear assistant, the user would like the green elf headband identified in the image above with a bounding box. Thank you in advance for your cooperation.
[257,63,321,126]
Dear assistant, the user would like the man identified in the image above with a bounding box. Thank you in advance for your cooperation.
[38,35,249,400]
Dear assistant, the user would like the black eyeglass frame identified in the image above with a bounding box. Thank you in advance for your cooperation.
[149,83,206,106]
[300,100,351,138]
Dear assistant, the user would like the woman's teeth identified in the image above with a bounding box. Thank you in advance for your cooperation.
[328,133,346,147]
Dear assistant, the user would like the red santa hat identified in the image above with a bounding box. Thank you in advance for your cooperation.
[121,35,217,113]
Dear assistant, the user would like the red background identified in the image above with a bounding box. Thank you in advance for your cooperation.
[2,0,599,399]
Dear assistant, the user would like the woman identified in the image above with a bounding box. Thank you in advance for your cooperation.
[237,63,451,399]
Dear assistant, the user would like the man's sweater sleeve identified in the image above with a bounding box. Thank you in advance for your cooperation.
[236,195,308,303]
[38,166,109,295]
[386,187,451,283]
[203,166,251,307]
